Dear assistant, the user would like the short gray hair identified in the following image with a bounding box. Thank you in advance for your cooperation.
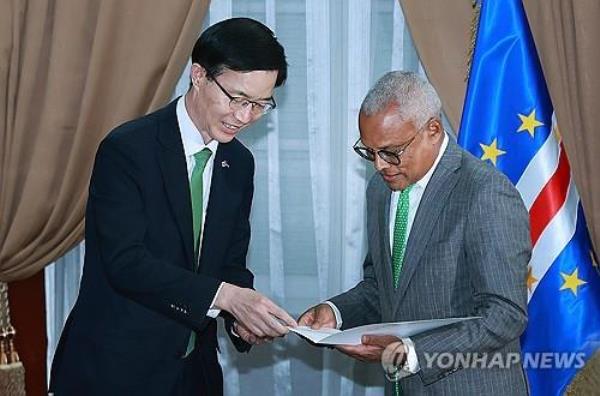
[360,71,442,128]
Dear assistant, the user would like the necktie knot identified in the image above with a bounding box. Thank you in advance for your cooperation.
[193,147,212,169]
[400,184,413,197]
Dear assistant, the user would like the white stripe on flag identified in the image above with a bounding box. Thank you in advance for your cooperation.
[527,179,580,300]
[516,127,560,210]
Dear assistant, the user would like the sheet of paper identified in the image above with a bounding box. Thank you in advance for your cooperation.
[289,317,479,345]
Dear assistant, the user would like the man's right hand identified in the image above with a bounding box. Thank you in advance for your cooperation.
[298,303,337,329]
[215,283,296,338]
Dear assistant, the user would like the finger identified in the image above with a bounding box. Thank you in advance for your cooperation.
[362,335,399,347]
[268,304,298,328]
[337,345,374,362]
[337,345,363,354]
[245,321,267,338]
[340,344,382,356]
[236,323,252,338]
[298,310,315,326]
[311,319,324,330]
[240,330,257,344]
[255,313,287,338]
[236,323,258,344]
[312,313,330,330]
[265,320,289,337]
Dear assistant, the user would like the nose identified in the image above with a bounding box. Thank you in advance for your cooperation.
[234,106,254,124]
[373,154,390,172]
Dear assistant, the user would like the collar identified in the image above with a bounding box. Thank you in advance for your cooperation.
[414,132,449,191]
[176,96,219,156]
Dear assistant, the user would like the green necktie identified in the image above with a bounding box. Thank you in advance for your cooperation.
[391,185,413,395]
[184,148,212,358]
[190,148,212,260]
[392,184,413,289]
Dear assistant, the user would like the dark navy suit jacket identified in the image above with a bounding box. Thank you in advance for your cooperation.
[50,99,254,395]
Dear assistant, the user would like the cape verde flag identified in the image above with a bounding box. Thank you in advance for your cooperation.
[458,0,600,394]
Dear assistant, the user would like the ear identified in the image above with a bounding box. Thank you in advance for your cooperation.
[426,117,444,143]
[190,63,208,87]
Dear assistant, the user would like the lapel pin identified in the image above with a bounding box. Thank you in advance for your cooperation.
[221,160,230,168]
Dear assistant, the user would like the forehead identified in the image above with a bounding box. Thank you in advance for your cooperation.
[215,69,278,99]
[358,107,416,148]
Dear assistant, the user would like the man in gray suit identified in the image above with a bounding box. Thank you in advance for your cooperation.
[299,71,530,395]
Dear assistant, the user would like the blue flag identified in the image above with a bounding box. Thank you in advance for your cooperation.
[458,0,600,394]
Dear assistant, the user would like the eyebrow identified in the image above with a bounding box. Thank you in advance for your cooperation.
[378,142,408,151]
[387,135,417,150]
[227,87,274,102]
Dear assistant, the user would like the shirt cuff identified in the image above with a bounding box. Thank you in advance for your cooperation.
[401,337,420,374]
[230,322,240,338]
[206,282,224,318]
[383,338,420,382]
[323,301,343,329]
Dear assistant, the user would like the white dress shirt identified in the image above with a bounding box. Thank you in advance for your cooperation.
[327,133,449,378]
[176,96,222,318]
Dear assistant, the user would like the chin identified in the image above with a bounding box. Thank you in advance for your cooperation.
[216,134,236,143]
[388,179,410,191]
[212,129,238,143]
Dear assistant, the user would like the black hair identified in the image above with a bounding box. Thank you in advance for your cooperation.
[192,17,287,87]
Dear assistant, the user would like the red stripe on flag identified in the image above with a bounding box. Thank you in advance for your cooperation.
[529,144,571,245]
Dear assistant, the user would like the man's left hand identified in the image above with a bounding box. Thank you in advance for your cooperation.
[336,335,401,363]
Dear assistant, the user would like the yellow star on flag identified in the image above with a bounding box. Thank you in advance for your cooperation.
[560,268,587,297]
[517,109,544,137]
[527,266,538,292]
[480,138,506,166]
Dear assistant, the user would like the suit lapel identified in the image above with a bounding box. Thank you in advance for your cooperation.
[375,180,396,312]
[198,143,235,271]
[157,101,195,268]
[199,146,225,264]
[392,140,463,316]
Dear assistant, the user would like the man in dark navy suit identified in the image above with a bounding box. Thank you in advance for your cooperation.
[50,18,296,396]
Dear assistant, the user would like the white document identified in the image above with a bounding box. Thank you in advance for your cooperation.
[289,317,479,345]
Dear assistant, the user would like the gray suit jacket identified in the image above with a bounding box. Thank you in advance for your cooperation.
[330,139,530,395]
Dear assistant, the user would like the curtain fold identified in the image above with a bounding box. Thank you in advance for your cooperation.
[398,0,473,132]
[0,0,210,281]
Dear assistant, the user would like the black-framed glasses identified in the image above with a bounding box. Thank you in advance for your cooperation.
[353,118,433,165]
[209,74,276,117]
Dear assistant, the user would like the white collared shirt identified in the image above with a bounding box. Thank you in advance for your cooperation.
[176,96,222,318]
[388,133,449,251]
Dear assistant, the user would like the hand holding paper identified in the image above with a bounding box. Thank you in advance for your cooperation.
[297,304,337,330]
[215,284,297,338]
[337,335,403,363]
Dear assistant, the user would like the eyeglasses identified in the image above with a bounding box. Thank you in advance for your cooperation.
[353,118,433,165]
[209,74,276,117]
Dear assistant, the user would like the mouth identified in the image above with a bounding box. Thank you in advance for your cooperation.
[222,121,242,134]
[381,172,402,183]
